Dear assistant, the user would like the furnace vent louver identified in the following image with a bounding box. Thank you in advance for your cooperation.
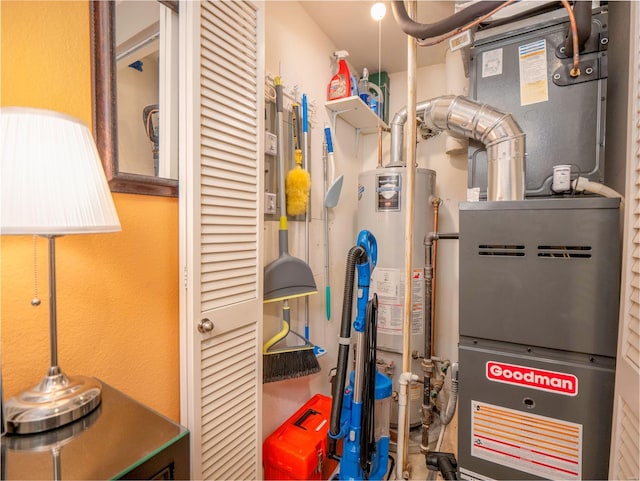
[478,244,525,257]
[538,245,592,259]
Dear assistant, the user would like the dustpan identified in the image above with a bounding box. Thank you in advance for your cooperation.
[264,250,317,302]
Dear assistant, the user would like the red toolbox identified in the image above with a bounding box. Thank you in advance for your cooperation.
[263,394,338,480]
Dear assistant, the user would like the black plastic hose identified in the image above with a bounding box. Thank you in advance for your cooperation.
[426,452,459,480]
[328,245,367,458]
[391,0,509,41]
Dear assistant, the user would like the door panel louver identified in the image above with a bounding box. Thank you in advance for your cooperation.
[200,322,258,480]
[199,0,258,312]
[625,165,640,369]
[610,11,640,479]
[624,42,640,372]
[182,1,263,479]
[612,398,640,480]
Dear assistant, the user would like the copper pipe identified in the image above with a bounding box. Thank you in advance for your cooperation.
[560,0,581,77]
[417,0,516,47]
[430,197,441,357]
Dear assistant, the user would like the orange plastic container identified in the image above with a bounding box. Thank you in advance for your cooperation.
[263,394,338,480]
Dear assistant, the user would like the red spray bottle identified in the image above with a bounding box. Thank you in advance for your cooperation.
[327,50,352,101]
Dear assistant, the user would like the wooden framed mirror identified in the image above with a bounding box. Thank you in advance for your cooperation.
[90,1,178,197]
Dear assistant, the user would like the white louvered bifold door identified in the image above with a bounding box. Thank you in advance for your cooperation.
[609,2,640,479]
[179,2,264,479]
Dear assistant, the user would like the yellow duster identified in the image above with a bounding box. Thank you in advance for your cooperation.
[286,148,310,216]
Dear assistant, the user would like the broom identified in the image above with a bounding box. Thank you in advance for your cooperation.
[263,300,320,383]
[285,103,310,216]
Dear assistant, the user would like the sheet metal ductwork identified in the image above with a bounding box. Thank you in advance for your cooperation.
[389,95,526,201]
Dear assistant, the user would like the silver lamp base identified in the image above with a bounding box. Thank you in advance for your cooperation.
[4,368,101,434]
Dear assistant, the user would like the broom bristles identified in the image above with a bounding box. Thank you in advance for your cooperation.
[263,348,320,383]
[285,166,310,216]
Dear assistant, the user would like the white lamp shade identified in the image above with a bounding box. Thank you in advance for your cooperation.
[1,107,121,235]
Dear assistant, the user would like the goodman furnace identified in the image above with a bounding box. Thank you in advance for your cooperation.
[457,198,620,480]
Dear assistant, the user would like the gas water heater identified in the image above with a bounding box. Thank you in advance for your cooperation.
[357,167,435,427]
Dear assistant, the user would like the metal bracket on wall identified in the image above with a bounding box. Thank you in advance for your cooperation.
[552,56,607,87]
[555,29,608,59]
[553,28,608,86]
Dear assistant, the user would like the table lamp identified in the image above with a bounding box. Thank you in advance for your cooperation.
[0,107,121,434]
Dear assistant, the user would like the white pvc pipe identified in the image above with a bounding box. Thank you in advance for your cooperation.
[397,372,419,480]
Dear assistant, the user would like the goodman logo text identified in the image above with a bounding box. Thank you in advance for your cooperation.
[486,361,578,396]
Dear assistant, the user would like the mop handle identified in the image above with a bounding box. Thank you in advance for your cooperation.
[302,94,308,134]
[302,94,311,339]
[275,78,287,230]
[323,139,331,321]
[324,127,334,153]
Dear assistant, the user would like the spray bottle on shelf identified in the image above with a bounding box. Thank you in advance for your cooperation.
[328,50,353,101]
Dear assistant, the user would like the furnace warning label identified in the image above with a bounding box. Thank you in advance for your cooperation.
[471,401,582,480]
[370,268,424,335]
[518,39,549,106]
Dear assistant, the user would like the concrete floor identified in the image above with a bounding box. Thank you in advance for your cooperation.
[325,413,459,480]
[391,413,459,481]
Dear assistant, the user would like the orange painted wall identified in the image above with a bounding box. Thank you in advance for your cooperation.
[1,1,180,421]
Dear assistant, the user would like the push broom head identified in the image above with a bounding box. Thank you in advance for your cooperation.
[263,307,320,383]
[263,347,320,383]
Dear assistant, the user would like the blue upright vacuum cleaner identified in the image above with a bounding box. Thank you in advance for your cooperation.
[328,230,393,480]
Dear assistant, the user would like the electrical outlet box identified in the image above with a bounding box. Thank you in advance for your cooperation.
[264,192,276,215]
[265,131,277,156]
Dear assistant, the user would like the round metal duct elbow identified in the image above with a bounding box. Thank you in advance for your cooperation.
[391,95,525,201]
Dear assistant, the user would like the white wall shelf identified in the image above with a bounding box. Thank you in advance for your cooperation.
[325,96,388,154]
[325,96,388,132]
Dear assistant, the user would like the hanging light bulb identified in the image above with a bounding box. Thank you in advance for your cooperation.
[371,2,386,21]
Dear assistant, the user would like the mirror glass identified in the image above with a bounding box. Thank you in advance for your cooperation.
[91,1,179,197]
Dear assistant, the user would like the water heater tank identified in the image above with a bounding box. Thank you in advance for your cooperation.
[357,167,435,427]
